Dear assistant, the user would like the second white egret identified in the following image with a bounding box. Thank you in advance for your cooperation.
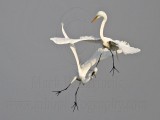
[51,23,112,111]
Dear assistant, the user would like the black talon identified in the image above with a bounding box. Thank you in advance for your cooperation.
[71,101,79,112]
[110,66,119,76]
[52,91,62,96]
[71,82,81,112]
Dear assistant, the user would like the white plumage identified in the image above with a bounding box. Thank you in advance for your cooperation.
[51,23,112,84]
[51,11,141,111]
[51,11,140,56]
[91,11,141,54]
[50,36,98,45]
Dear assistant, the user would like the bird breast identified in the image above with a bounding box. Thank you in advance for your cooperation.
[102,41,109,49]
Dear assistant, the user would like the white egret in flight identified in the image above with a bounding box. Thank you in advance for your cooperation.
[51,11,141,75]
[51,23,112,111]
[91,11,141,75]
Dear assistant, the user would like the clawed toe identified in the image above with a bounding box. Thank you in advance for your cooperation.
[110,66,119,76]
[52,91,61,96]
[71,102,79,112]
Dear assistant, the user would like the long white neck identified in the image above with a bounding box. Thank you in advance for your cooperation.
[100,18,107,40]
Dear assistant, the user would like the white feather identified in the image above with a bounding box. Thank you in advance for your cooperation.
[51,23,111,84]
[114,40,141,54]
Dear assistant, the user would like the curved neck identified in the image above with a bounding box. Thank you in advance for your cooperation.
[100,18,107,40]
[70,44,82,75]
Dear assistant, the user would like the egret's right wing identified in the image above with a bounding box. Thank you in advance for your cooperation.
[81,48,112,76]
[114,40,141,54]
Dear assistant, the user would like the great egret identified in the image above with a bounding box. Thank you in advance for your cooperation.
[51,23,111,111]
[51,12,141,75]
[91,11,141,75]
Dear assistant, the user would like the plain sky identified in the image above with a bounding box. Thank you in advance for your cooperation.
[0,0,160,120]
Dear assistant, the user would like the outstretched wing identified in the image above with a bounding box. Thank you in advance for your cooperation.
[50,37,100,45]
[61,23,69,39]
[50,24,101,45]
[114,40,141,54]
[60,23,82,75]
[81,48,111,76]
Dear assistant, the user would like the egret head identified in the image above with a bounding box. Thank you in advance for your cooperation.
[91,11,107,23]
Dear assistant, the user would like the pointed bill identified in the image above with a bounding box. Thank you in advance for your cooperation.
[91,15,99,23]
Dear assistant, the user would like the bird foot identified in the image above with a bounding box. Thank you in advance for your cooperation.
[52,90,62,96]
[110,66,119,76]
[71,101,79,112]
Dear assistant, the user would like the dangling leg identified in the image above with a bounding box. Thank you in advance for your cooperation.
[109,50,119,76]
[115,50,119,61]
[52,83,71,96]
[52,76,77,96]
[87,53,102,79]
[71,81,81,112]
[96,53,102,67]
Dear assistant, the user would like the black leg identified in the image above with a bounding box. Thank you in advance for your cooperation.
[71,82,81,112]
[115,50,119,61]
[52,83,71,96]
[89,52,102,79]
[96,53,102,67]
[109,50,119,76]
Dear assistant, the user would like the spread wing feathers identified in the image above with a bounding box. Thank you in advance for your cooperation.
[60,23,111,77]
[50,23,100,45]
[81,48,111,75]
[61,23,82,75]
[50,36,100,45]
[114,40,141,54]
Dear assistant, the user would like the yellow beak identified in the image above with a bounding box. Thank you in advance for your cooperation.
[91,15,99,23]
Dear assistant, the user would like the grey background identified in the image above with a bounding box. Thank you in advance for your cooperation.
[0,0,160,120]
